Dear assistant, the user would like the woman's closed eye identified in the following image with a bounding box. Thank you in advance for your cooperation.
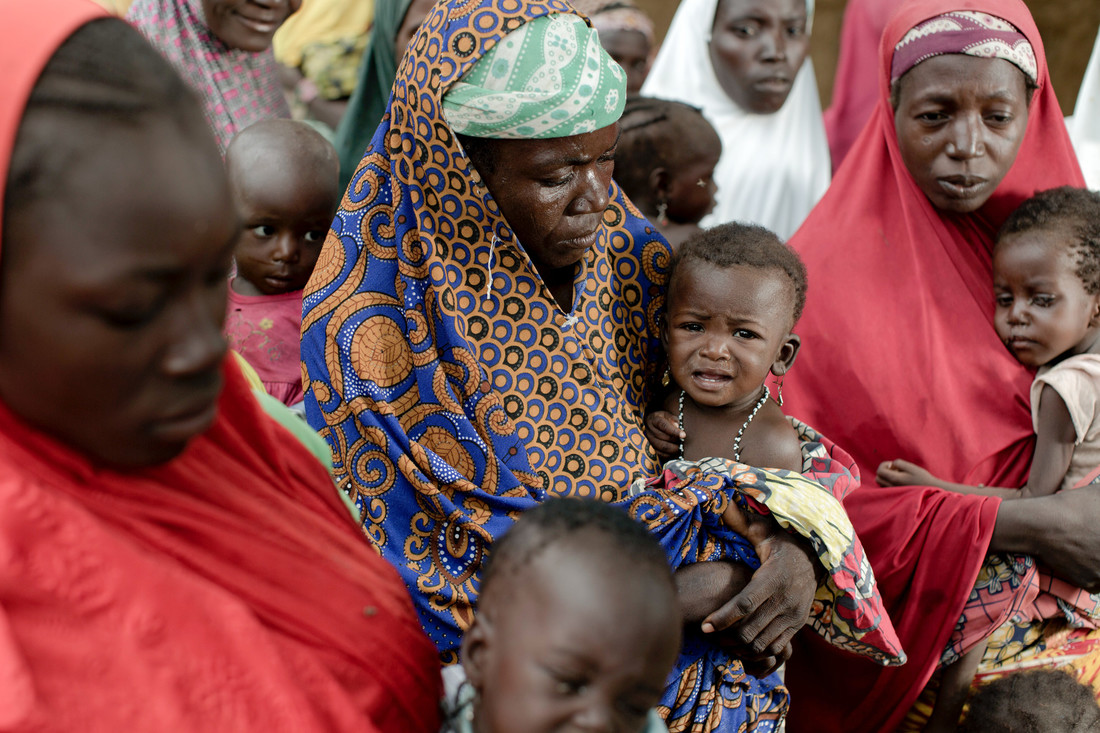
[552,675,590,696]
[97,299,165,329]
[542,171,575,188]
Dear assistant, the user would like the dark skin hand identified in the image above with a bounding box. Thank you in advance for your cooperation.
[992,484,1100,592]
[877,385,1076,500]
[646,409,684,459]
[673,501,819,677]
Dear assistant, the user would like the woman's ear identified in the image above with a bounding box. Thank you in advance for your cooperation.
[461,615,492,693]
[770,333,801,376]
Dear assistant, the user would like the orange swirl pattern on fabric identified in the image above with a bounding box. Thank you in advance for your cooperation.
[300,0,668,655]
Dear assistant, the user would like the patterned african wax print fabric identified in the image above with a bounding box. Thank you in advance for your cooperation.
[441,12,626,139]
[622,421,904,729]
[299,2,844,729]
[127,0,291,152]
[301,0,669,656]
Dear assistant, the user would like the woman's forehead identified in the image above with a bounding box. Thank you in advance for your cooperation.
[7,116,234,274]
[896,54,1029,102]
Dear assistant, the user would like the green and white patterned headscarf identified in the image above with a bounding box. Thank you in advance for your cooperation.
[441,12,626,139]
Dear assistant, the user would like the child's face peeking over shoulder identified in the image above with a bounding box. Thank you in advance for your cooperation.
[462,532,680,733]
[662,260,799,412]
[231,171,335,296]
[228,129,339,297]
[993,227,1100,368]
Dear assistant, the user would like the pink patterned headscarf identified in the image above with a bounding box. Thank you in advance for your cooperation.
[127,0,290,151]
[891,10,1037,85]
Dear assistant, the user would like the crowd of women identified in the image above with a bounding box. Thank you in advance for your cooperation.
[5,0,1100,730]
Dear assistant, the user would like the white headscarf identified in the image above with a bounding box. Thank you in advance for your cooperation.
[641,0,830,240]
[1068,27,1100,190]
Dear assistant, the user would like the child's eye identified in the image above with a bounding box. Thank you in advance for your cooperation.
[251,225,277,238]
[1032,294,1056,307]
[734,329,758,339]
[680,322,704,333]
[994,294,1013,308]
[304,230,326,243]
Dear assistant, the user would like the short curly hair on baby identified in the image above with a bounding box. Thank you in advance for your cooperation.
[958,668,1100,733]
[999,186,1100,295]
[669,221,808,324]
[477,497,673,602]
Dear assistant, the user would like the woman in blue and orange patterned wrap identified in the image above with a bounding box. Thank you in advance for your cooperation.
[300,1,902,729]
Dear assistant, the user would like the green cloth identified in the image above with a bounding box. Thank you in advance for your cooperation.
[252,390,334,473]
[441,12,625,139]
[334,0,413,190]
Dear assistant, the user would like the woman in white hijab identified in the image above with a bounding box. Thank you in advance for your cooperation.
[641,0,829,240]
[1069,28,1100,190]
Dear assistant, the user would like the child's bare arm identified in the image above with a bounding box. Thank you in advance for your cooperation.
[876,459,1019,498]
[1021,385,1076,498]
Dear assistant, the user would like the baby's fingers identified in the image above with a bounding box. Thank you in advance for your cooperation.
[645,410,684,458]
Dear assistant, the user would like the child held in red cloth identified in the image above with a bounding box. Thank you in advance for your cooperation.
[879,187,1100,731]
[224,119,339,407]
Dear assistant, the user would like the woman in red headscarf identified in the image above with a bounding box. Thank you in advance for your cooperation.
[782,0,1100,730]
[0,1,440,730]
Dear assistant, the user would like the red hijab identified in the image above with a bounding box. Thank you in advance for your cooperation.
[0,2,440,730]
[783,1,1084,730]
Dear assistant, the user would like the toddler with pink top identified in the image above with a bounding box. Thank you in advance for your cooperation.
[224,119,339,407]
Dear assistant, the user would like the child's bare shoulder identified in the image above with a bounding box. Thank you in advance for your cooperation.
[748,404,803,473]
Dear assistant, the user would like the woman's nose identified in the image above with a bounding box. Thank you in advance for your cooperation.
[571,165,612,215]
[759,28,788,62]
[945,115,985,159]
[163,292,228,377]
